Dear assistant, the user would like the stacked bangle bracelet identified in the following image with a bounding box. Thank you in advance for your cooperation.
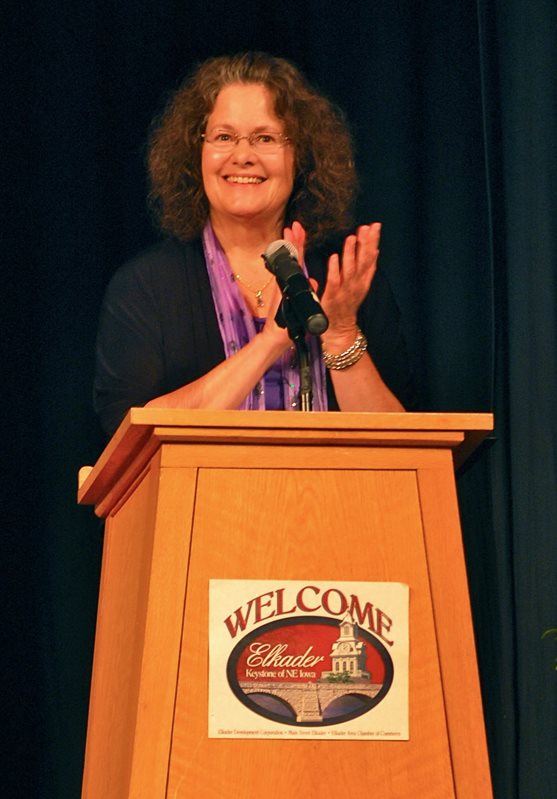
[322,329,368,370]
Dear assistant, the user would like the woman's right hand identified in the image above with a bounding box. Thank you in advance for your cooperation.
[260,274,293,353]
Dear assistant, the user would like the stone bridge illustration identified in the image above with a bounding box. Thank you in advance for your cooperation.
[238,680,382,722]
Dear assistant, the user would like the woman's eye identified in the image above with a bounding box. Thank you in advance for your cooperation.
[215,132,233,142]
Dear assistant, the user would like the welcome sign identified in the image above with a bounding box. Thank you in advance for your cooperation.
[209,580,409,741]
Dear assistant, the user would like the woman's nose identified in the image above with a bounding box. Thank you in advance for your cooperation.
[232,136,256,161]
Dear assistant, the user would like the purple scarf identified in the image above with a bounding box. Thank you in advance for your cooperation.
[202,222,328,411]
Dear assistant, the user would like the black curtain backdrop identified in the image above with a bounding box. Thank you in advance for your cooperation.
[4,2,556,797]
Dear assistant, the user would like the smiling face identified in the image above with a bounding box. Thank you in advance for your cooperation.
[201,83,295,235]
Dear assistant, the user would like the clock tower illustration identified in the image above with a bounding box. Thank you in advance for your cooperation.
[322,611,371,680]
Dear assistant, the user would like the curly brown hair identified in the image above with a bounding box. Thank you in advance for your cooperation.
[147,52,358,245]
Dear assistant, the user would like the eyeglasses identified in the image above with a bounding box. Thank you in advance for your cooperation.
[201,128,291,153]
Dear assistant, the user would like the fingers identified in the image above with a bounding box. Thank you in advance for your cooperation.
[322,222,381,312]
[283,220,306,264]
[324,252,341,295]
[330,223,380,286]
[366,221,382,250]
[341,234,358,279]
[353,222,381,276]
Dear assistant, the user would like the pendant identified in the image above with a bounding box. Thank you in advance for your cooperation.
[256,291,264,308]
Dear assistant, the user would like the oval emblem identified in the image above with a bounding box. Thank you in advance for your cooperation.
[226,614,393,726]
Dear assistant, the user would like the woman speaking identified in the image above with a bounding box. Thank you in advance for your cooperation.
[94,52,415,436]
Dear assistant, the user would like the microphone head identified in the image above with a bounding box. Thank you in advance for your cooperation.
[263,239,299,262]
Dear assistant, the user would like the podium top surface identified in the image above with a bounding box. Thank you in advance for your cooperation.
[78,409,493,509]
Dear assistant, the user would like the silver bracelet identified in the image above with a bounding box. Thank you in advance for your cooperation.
[322,329,368,370]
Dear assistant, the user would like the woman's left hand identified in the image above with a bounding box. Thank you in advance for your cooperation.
[283,220,382,347]
[321,222,381,345]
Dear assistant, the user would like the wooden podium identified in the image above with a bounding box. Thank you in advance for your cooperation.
[78,409,493,798]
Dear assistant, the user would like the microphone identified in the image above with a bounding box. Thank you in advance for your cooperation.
[262,240,329,335]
